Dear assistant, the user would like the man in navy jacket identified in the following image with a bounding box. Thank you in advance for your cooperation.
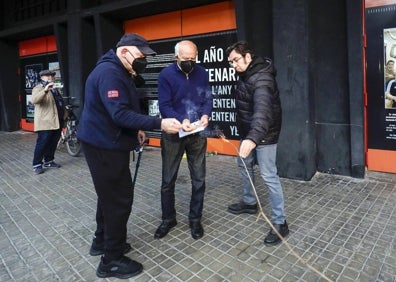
[78,33,181,279]
[155,40,212,240]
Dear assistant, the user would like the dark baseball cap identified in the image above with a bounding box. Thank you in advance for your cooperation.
[116,33,156,56]
[39,70,56,76]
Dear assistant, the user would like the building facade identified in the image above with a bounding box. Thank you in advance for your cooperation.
[0,0,365,180]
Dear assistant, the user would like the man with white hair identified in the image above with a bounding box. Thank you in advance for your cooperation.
[155,40,212,240]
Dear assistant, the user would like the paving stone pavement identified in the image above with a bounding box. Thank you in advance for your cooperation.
[0,130,395,282]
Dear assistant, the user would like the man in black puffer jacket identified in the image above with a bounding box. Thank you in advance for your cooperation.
[226,41,289,246]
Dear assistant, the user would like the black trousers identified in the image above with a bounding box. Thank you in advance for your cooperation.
[81,141,133,261]
[160,132,207,221]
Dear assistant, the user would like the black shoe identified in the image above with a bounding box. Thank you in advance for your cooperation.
[33,165,44,175]
[228,202,258,214]
[264,221,289,246]
[43,161,61,168]
[89,242,132,256]
[154,219,177,239]
[190,221,204,239]
[96,255,143,279]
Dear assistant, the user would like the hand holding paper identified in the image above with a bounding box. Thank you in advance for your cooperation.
[179,120,205,138]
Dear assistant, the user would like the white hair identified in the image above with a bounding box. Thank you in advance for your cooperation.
[174,40,197,56]
[175,42,181,56]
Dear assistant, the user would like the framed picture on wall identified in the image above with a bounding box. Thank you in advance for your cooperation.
[384,28,396,109]
[24,64,43,121]
[25,63,42,89]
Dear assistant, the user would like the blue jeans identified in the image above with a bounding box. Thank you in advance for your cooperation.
[237,143,286,224]
[160,132,207,221]
[32,129,61,167]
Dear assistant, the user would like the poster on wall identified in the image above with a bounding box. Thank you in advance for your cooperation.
[139,30,238,140]
[366,5,396,150]
[49,61,63,95]
[384,28,396,141]
[24,63,43,120]
[20,53,59,124]
[22,61,62,121]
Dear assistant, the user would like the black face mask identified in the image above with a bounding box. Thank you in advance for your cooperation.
[132,57,148,74]
[179,60,195,74]
[127,51,148,74]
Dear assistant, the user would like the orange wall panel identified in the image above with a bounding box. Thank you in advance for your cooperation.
[19,35,57,56]
[367,149,396,173]
[124,11,181,41]
[148,137,239,156]
[148,137,161,147]
[47,35,57,52]
[124,1,236,40]
[206,138,239,156]
[182,2,236,36]
[19,37,48,56]
[20,119,34,131]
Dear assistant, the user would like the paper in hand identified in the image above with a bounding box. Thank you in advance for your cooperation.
[178,121,205,138]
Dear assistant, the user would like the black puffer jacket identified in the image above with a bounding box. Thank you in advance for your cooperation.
[236,56,282,145]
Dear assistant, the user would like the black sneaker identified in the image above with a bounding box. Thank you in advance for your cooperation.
[228,202,257,214]
[43,161,61,168]
[89,242,132,256]
[264,221,289,246]
[33,165,44,175]
[96,255,143,279]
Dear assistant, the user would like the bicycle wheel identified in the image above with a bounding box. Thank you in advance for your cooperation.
[65,122,81,157]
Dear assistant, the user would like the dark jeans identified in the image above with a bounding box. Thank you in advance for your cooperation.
[32,129,61,166]
[81,141,133,261]
[160,132,207,222]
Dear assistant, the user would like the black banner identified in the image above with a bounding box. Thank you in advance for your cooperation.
[139,31,239,140]
[366,5,396,150]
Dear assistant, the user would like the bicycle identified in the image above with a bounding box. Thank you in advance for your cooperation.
[58,101,81,157]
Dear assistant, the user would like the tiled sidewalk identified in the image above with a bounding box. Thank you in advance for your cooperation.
[0,130,395,282]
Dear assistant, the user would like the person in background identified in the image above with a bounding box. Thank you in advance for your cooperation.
[31,70,64,174]
[385,77,396,108]
[385,60,396,108]
[155,40,212,240]
[77,33,181,279]
[385,59,395,86]
[225,41,289,246]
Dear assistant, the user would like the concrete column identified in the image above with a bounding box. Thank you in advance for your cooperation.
[0,40,20,131]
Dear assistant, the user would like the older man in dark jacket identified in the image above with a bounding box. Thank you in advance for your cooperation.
[226,41,288,246]
[78,33,181,279]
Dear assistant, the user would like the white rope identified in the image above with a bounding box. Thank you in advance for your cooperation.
[220,135,333,282]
